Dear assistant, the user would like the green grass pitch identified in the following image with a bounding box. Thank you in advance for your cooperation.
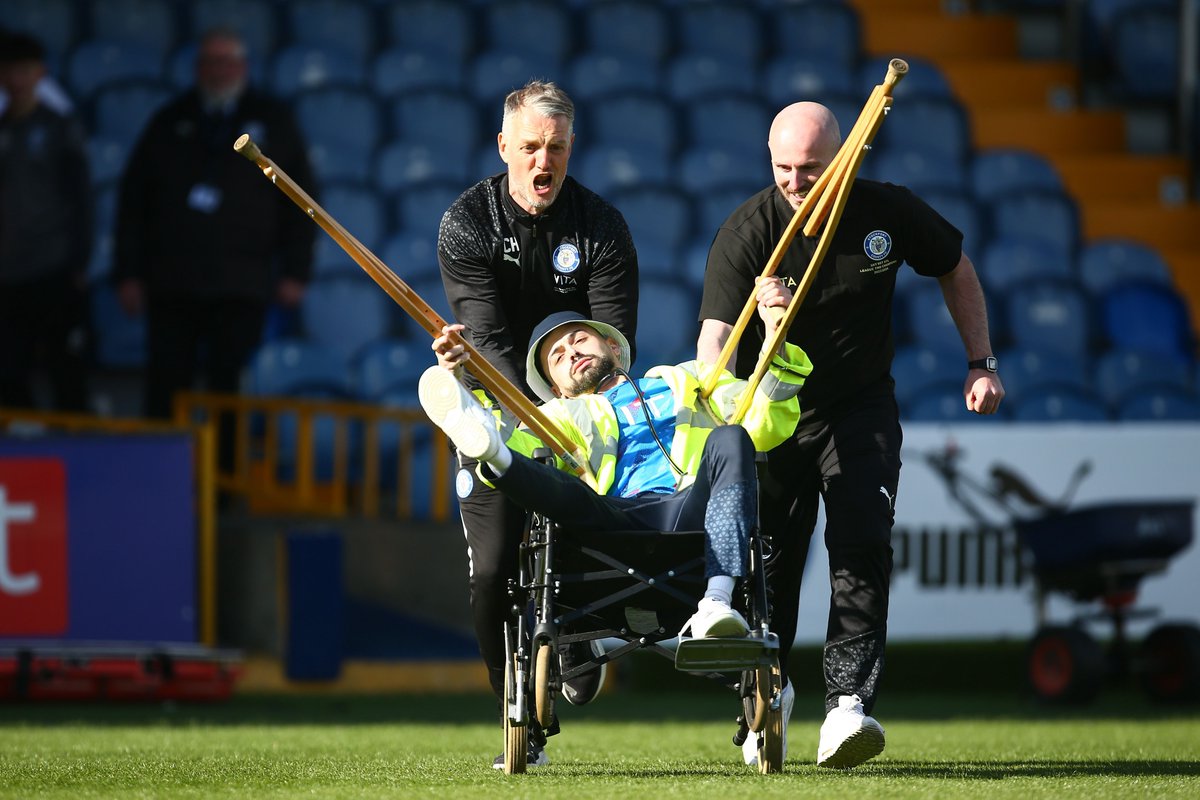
[2,690,1198,799]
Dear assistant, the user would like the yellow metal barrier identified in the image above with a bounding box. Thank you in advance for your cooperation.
[0,410,219,647]
[172,391,452,522]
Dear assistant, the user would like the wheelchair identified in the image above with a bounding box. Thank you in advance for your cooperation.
[499,452,786,774]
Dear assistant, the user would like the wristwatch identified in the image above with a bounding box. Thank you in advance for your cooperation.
[968,356,998,373]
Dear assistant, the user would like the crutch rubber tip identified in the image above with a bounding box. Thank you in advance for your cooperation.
[233,133,261,161]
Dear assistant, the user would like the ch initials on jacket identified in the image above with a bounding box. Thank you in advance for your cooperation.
[502,236,519,266]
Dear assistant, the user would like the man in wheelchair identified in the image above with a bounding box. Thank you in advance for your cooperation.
[418,278,812,768]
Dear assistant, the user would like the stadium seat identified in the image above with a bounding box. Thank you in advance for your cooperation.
[270,45,367,97]
[0,0,81,65]
[307,143,372,185]
[1095,347,1193,407]
[907,381,1009,424]
[568,52,661,101]
[91,79,172,144]
[380,229,440,280]
[1004,279,1092,358]
[469,49,564,104]
[776,3,860,71]
[372,47,465,97]
[864,147,969,194]
[87,136,132,187]
[575,144,671,196]
[383,0,474,60]
[1116,385,1200,422]
[87,183,119,282]
[294,86,381,167]
[354,338,426,400]
[403,269,454,326]
[582,90,679,160]
[610,185,693,270]
[685,165,762,224]
[891,345,966,411]
[1108,4,1179,101]
[905,282,1003,352]
[988,188,1081,258]
[635,277,701,369]
[1098,280,1196,361]
[89,0,178,58]
[301,273,394,364]
[188,0,278,58]
[685,93,771,152]
[675,0,763,65]
[249,339,349,397]
[391,89,482,154]
[665,53,759,102]
[858,55,952,100]
[285,0,374,55]
[374,140,475,195]
[1011,383,1111,422]
[977,236,1074,294]
[1077,238,1173,297]
[481,0,573,63]
[393,181,463,241]
[996,345,1091,399]
[581,0,671,63]
[875,95,972,166]
[920,189,987,255]
[310,183,385,275]
[66,41,163,96]
[970,148,1064,204]
[89,282,145,369]
[764,55,857,108]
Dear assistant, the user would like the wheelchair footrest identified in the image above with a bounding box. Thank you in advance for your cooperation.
[674,632,779,672]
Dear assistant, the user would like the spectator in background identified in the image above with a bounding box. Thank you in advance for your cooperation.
[436,80,639,770]
[0,31,91,411]
[113,27,314,425]
[697,101,1004,770]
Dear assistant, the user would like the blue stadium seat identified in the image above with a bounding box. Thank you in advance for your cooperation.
[469,49,564,104]
[474,144,503,182]
[582,90,679,160]
[89,282,145,369]
[1098,280,1195,361]
[307,143,372,185]
[635,277,701,369]
[374,140,474,195]
[1095,347,1193,407]
[380,229,440,278]
[66,41,163,96]
[354,338,426,399]
[996,345,1091,399]
[89,0,179,58]
[864,147,968,194]
[391,89,482,154]
[270,45,367,96]
[1005,279,1091,358]
[249,338,349,397]
[575,144,671,196]
[403,269,454,327]
[977,235,1074,294]
[680,150,763,207]
[1077,238,1173,297]
[372,47,465,97]
[0,0,81,65]
[970,148,1064,204]
[907,381,1009,424]
[188,0,278,58]
[610,185,693,271]
[685,93,771,152]
[301,272,394,364]
[1116,385,1200,422]
[482,0,573,63]
[581,0,670,63]
[1108,5,1179,101]
[905,282,1004,352]
[680,243,711,289]
[676,0,763,65]
[87,137,131,187]
[920,189,987,255]
[294,85,381,161]
[568,52,661,101]
[823,92,868,143]
[310,183,385,275]
[858,55,953,100]
[285,0,374,55]
[393,181,463,241]
[891,345,965,412]
[988,188,1081,258]
[764,55,857,109]
[91,79,172,142]
[383,0,474,61]
[1011,383,1111,422]
[87,183,119,282]
[875,95,971,165]
[776,3,860,71]
[665,53,759,102]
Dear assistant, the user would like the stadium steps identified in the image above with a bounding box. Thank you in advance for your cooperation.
[850,0,1200,341]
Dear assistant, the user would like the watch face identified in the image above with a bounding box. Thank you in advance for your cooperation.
[986,356,997,372]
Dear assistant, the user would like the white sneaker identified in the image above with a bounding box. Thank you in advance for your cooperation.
[743,679,794,766]
[680,597,749,639]
[418,366,501,461]
[817,694,885,769]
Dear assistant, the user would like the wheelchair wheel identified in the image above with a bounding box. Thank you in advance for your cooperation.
[742,663,771,733]
[534,643,556,728]
[503,653,528,775]
[741,662,784,774]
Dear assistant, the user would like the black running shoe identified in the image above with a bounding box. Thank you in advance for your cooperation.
[560,639,606,706]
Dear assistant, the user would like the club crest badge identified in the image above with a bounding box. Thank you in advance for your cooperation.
[863,230,892,262]
[456,468,474,498]
[552,242,581,274]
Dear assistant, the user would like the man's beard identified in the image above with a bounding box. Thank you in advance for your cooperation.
[562,354,617,397]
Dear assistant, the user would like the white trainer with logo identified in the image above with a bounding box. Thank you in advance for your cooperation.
[817,693,885,769]
[679,597,749,639]
[418,366,501,461]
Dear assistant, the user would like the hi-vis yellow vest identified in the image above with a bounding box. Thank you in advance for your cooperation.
[486,342,813,495]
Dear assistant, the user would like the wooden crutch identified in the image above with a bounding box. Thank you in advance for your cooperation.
[233,134,596,485]
[700,58,909,406]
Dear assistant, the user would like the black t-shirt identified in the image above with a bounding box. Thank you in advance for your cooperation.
[438,174,639,400]
[699,180,962,415]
